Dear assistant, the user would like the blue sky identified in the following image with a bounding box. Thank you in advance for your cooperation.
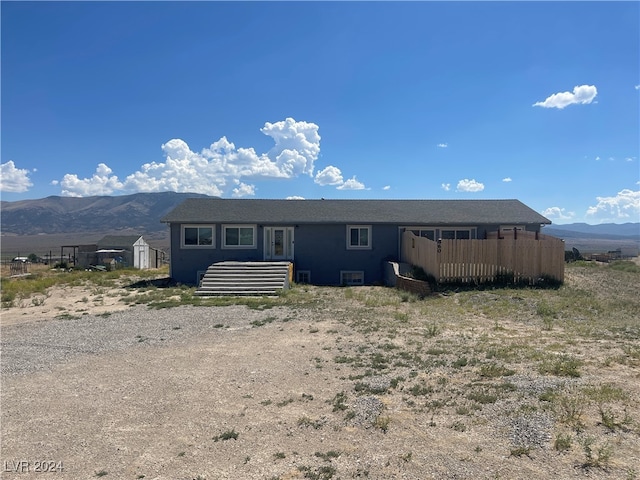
[1,1,638,225]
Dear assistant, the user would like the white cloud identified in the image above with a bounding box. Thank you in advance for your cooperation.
[533,85,597,109]
[456,179,484,192]
[382,185,391,191]
[586,188,640,221]
[314,166,344,186]
[595,156,601,161]
[437,143,448,148]
[502,177,512,182]
[0,161,33,193]
[441,183,451,191]
[543,207,575,221]
[337,176,366,190]
[231,181,256,198]
[57,118,323,197]
[314,165,367,190]
[59,163,124,197]
[635,85,640,90]
[286,196,305,200]
[262,118,320,177]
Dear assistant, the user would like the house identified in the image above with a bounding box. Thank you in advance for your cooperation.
[160,198,551,286]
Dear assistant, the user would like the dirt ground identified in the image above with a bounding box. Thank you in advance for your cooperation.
[1,266,639,480]
[1,283,137,327]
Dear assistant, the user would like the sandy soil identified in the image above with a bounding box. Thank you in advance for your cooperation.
[1,283,136,327]
[1,268,639,480]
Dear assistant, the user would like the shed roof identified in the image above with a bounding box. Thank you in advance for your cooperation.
[161,199,551,226]
[97,235,143,249]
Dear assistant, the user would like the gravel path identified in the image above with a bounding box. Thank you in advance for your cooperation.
[1,305,297,376]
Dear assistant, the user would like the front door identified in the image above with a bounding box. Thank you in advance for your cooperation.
[264,227,294,260]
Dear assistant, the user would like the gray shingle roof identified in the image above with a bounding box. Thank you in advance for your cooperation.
[161,199,551,226]
[97,235,143,248]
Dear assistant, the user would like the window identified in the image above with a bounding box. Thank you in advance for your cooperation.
[223,225,256,248]
[182,225,214,247]
[441,228,473,240]
[296,270,311,284]
[341,271,364,286]
[407,228,435,240]
[347,225,371,249]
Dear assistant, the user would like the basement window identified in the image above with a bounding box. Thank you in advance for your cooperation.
[341,271,364,286]
[296,270,311,284]
[182,225,214,247]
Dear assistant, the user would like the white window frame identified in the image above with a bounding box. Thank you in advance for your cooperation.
[346,225,372,250]
[340,270,364,286]
[296,270,311,284]
[181,224,215,248]
[403,227,436,241]
[222,224,257,249]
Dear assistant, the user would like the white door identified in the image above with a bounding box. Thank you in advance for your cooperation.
[264,227,294,260]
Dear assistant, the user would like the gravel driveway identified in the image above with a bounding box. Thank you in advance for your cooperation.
[2,305,292,376]
[2,284,638,480]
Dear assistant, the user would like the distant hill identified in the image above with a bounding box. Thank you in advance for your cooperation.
[1,195,638,256]
[544,222,639,239]
[543,222,639,255]
[0,192,212,235]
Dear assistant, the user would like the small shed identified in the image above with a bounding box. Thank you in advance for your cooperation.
[72,235,162,270]
[133,236,150,269]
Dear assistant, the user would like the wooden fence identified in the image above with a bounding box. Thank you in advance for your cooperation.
[401,230,565,284]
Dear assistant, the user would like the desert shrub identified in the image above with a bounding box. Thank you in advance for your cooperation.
[479,362,516,378]
[539,355,582,377]
[580,436,613,469]
[555,434,573,452]
[213,429,238,441]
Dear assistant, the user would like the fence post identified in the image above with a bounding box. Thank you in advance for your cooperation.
[436,238,442,283]
[496,236,500,282]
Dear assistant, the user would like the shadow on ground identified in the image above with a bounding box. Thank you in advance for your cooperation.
[125,277,177,289]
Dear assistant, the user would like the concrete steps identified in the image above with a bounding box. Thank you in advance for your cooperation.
[195,261,292,296]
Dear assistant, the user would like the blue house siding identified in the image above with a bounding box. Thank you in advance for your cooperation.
[168,222,404,286]
[291,224,400,285]
[169,223,266,285]
[167,222,550,286]
[161,198,552,286]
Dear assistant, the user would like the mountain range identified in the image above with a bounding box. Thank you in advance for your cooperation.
[543,223,639,240]
[0,192,211,235]
[1,193,638,256]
